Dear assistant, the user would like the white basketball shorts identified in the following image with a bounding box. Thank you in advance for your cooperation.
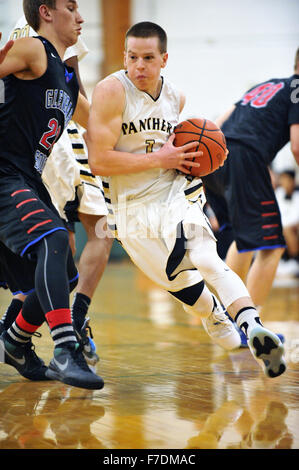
[42,121,108,221]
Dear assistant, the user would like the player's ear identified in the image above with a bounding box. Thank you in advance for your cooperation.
[123,51,127,69]
[161,52,168,68]
[39,5,53,24]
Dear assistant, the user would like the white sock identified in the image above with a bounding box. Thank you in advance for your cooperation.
[235,307,262,338]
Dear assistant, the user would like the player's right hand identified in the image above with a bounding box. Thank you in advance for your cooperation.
[0,33,14,65]
[157,133,202,175]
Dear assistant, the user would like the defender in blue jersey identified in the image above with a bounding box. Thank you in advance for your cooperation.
[0,0,104,390]
[203,48,299,313]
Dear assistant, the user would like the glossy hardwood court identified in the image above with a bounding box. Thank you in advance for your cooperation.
[0,261,298,450]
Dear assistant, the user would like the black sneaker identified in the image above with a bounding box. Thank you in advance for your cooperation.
[45,343,104,390]
[0,333,50,381]
[74,317,99,370]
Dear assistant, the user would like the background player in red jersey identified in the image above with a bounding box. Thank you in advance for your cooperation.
[0,0,104,390]
[203,48,299,335]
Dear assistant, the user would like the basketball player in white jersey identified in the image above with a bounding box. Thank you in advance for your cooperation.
[86,22,286,378]
[0,15,113,369]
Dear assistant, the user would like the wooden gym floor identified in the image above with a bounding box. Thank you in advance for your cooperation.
[0,260,298,450]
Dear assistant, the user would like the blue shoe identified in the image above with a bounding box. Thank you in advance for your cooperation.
[247,326,286,378]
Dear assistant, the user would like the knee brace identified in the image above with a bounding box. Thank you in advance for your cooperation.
[169,280,214,318]
[188,234,250,309]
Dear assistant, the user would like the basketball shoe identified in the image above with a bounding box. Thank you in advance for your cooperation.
[247,327,286,378]
[201,298,241,350]
[0,332,50,381]
[45,343,104,390]
[224,312,285,349]
[73,317,99,371]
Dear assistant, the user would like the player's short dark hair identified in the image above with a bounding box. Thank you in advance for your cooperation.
[294,47,299,70]
[23,0,57,32]
[125,22,167,54]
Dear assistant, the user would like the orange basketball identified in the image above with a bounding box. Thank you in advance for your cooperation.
[174,118,227,177]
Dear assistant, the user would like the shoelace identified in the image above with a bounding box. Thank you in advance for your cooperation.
[81,318,94,339]
[211,308,228,323]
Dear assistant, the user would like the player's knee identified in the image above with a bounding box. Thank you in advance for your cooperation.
[31,229,70,260]
[169,280,205,306]
[183,286,214,318]
[46,229,70,254]
[169,281,213,318]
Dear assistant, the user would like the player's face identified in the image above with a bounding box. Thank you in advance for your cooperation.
[124,36,168,96]
[51,0,84,47]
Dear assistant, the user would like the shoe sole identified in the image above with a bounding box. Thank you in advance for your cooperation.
[45,363,105,390]
[248,327,286,378]
[239,332,285,349]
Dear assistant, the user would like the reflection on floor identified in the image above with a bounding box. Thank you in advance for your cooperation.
[0,261,298,449]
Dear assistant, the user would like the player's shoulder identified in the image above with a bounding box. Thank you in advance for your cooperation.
[95,74,125,96]
[11,36,45,55]
[93,75,126,113]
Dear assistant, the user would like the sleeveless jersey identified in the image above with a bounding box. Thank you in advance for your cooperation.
[102,70,206,237]
[103,69,181,207]
[222,74,299,164]
[0,36,79,181]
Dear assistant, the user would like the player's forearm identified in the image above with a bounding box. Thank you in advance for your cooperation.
[88,147,158,176]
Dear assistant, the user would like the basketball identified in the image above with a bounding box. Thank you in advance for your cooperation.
[173,118,227,177]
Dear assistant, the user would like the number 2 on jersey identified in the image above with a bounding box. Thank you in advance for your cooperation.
[40,118,62,151]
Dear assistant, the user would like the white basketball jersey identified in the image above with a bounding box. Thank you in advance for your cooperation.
[103,70,182,205]
[103,70,206,237]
